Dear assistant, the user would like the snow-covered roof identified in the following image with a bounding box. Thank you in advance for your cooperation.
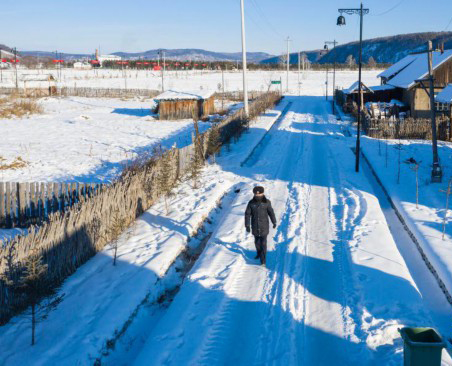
[155,90,214,101]
[21,74,55,82]
[382,50,452,89]
[369,84,396,92]
[377,54,417,80]
[343,81,374,95]
[436,84,452,104]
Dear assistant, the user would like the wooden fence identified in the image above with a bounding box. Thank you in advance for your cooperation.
[0,91,282,324]
[0,87,264,100]
[0,182,104,229]
[362,115,452,141]
[0,87,160,99]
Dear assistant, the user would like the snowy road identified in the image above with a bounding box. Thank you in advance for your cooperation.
[128,96,452,365]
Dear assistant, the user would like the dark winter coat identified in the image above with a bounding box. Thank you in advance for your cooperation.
[245,196,277,237]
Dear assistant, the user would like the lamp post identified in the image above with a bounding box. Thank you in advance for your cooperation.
[324,40,338,112]
[337,3,369,173]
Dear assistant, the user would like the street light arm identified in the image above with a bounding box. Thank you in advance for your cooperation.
[338,8,369,15]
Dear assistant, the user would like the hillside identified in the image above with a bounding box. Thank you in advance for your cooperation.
[18,49,274,63]
[261,31,452,65]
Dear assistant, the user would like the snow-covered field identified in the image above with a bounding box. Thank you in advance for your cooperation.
[0,70,380,183]
[0,68,381,95]
[0,96,210,183]
[2,96,452,365]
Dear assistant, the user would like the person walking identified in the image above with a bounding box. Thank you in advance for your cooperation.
[245,186,277,267]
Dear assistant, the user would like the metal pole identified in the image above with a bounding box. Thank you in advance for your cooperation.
[298,51,301,96]
[333,40,337,112]
[355,3,364,173]
[14,48,18,90]
[286,37,291,92]
[240,0,249,116]
[325,63,328,101]
[428,40,442,182]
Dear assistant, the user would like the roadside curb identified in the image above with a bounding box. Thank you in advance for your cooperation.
[361,150,452,306]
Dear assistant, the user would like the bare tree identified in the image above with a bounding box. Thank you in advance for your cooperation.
[404,158,421,209]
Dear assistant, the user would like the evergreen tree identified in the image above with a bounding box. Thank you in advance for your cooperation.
[18,249,64,345]
[367,56,377,69]
[206,124,222,163]
[346,55,357,69]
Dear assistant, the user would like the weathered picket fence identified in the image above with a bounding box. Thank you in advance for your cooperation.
[362,115,452,141]
[0,182,104,229]
[0,91,282,324]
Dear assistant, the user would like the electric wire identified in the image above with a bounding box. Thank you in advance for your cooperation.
[370,0,406,17]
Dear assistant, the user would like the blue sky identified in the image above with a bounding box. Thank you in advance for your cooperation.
[1,0,451,55]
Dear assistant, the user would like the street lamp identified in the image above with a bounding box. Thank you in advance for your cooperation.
[337,3,369,173]
[324,41,338,111]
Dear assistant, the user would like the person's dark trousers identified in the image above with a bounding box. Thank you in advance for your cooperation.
[254,236,267,265]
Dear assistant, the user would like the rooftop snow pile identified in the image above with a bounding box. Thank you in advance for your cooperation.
[155,90,215,101]
[379,50,452,89]
[436,84,452,104]
[343,81,374,94]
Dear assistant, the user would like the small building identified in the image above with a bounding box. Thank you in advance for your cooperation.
[21,74,57,96]
[378,50,452,118]
[97,54,122,67]
[154,90,215,120]
[73,61,92,70]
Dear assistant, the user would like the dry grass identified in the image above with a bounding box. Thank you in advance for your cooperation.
[0,156,28,170]
[0,96,43,119]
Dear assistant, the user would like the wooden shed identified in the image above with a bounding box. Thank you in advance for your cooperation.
[154,90,215,120]
[378,50,452,118]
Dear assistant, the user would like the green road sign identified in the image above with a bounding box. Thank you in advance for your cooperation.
[271,80,281,85]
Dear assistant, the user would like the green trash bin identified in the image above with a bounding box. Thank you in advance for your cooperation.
[399,327,446,366]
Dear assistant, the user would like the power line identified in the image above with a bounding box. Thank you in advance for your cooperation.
[371,0,406,17]
[444,15,452,31]
[248,0,284,39]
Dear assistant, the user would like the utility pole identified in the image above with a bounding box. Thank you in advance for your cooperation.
[240,0,249,116]
[428,40,442,182]
[337,3,369,173]
[14,48,18,90]
[325,40,338,110]
[161,50,165,92]
[325,64,329,100]
[286,37,291,93]
[222,67,225,110]
[298,51,301,96]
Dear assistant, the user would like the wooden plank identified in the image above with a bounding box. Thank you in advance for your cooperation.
[5,183,11,228]
[0,182,4,227]
[71,182,77,206]
[59,183,65,212]
[47,183,54,215]
[40,182,45,223]
[24,182,30,226]
[19,182,26,226]
[30,182,36,224]
[11,183,18,228]
[53,182,59,213]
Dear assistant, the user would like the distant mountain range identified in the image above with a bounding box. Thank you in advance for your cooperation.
[261,31,452,65]
[19,49,274,63]
[9,31,452,65]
